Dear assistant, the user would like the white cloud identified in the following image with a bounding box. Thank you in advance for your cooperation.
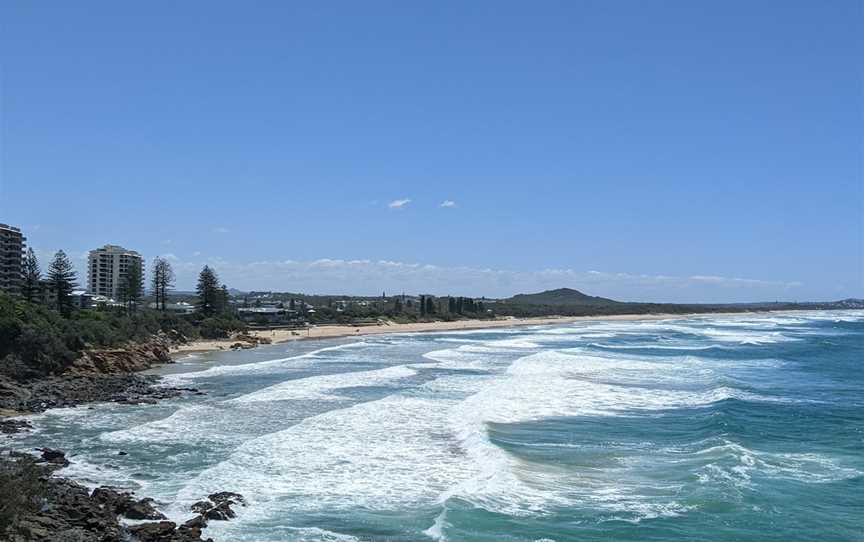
[388,199,411,209]
[440,200,457,208]
[213,226,230,233]
[156,256,803,302]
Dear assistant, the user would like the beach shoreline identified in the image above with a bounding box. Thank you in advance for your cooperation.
[169,310,803,357]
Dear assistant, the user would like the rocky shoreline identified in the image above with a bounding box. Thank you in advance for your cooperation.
[1,449,245,541]
[0,373,202,420]
[0,338,230,540]
[0,338,202,420]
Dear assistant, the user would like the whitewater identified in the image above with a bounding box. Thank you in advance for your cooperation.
[10,311,863,541]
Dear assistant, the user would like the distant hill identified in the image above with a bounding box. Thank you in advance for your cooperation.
[505,288,622,307]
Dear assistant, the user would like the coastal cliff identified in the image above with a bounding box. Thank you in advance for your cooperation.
[69,338,173,374]
[0,337,188,416]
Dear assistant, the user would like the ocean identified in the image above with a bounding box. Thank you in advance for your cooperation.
[10,311,863,541]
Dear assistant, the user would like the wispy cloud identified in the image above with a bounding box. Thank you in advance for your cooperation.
[213,226,230,233]
[440,200,457,208]
[388,199,411,209]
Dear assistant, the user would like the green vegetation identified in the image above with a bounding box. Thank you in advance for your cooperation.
[0,454,45,534]
[150,257,176,311]
[196,265,223,316]
[21,249,41,304]
[0,263,246,379]
[46,250,77,316]
[0,293,193,377]
[117,259,144,313]
[506,287,621,307]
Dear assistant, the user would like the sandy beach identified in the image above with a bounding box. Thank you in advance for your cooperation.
[169,312,722,356]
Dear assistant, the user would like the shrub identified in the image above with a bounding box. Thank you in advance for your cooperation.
[197,316,246,339]
[0,454,46,533]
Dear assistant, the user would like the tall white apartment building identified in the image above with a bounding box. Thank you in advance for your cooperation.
[0,223,25,295]
[87,245,144,300]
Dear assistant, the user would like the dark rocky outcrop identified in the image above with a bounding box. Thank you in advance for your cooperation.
[207,492,246,507]
[6,475,125,542]
[0,418,32,434]
[90,487,167,521]
[37,448,69,467]
[0,373,200,414]
[1,454,220,541]
[202,502,235,521]
[190,501,213,514]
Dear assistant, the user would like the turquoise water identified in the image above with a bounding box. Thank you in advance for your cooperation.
[11,311,864,541]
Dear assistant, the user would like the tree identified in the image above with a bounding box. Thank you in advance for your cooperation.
[218,284,230,315]
[46,250,77,316]
[22,248,42,303]
[196,265,220,316]
[419,295,426,317]
[119,261,143,313]
[150,257,175,311]
[425,296,435,315]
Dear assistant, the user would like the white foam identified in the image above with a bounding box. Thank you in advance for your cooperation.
[164,342,369,382]
[231,365,417,403]
[171,395,481,524]
[423,509,449,540]
[694,439,863,487]
[457,350,787,424]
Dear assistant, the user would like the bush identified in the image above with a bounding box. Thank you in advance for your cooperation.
[0,454,46,534]
[0,293,245,378]
[197,316,246,339]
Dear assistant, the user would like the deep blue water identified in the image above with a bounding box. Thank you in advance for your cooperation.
[11,311,864,541]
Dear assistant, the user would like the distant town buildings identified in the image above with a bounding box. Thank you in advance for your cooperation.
[0,223,25,295]
[87,244,144,300]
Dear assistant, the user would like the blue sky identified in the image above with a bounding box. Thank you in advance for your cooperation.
[1,1,861,302]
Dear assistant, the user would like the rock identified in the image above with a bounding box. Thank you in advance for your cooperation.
[179,515,208,538]
[2,454,210,542]
[203,501,235,521]
[0,418,32,434]
[208,491,246,506]
[0,373,197,414]
[125,498,167,520]
[117,451,128,455]
[127,520,177,541]
[90,486,130,510]
[38,447,69,466]
[190,500,212,514]
[183,515,208,530]
[69,338,173,374]
[90,486,166,520]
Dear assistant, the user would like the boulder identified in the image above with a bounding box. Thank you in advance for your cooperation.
[127,520,177,541]
[190,500,212,514]
[179,515,208,538]
[125,498,167,520]
[208,491,246,506]
[0,418,32,434]
[203,501,235,521]
[38,447,69,466]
